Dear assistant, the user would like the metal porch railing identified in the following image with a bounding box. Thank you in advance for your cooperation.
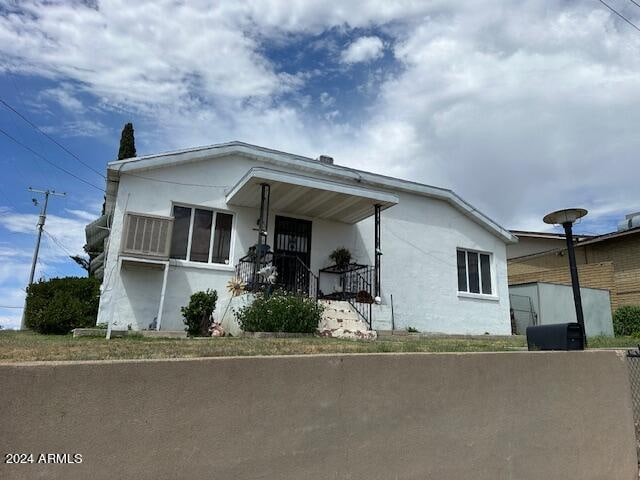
[235,251,319,299]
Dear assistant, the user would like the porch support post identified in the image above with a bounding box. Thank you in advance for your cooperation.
[156,261,170,331]
[374,204,381,298]
[255,183,271,282]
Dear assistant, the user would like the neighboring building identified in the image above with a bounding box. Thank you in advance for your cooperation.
[88,141,517,334]
[508,217,640,313]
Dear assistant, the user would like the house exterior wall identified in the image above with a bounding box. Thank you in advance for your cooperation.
[357,191,511,334]
[508,232,640,313]
[99,155,360,331]
[98,153,511,334]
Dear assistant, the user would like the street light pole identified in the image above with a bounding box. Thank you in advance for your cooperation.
[562,221,586,345]
[543,207,588,347]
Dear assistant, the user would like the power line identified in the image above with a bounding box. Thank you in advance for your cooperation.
[0,127,105,192]
[629,0,640,10]
[43,229,77,258]
[0,97,106,179]
[598,0,640,33]
[0,305,24,309]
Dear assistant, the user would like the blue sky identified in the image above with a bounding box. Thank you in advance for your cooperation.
[1,0,639,328]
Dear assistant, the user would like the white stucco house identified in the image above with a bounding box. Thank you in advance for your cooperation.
[87,141,517,335]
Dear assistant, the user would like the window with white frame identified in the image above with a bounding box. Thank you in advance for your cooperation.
[169,205,233,264]
[457,249,492,295]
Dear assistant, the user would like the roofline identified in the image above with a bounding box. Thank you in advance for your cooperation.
[510,230,594,240]
[508,226,640,261]
[510,281,609,292]
[574,225,640,247]
[107,141,517,243]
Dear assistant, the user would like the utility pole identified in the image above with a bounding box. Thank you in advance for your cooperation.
[21,187,66,329]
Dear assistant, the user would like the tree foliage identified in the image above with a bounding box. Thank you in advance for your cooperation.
[117,122,137,160]
[25,277,100,334]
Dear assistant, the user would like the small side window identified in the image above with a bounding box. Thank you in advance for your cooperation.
[457,249,493,295]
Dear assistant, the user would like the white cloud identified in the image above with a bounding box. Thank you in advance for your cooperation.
[0,0,639,234]
[40,84,85,113]
[340,36,385,64]
[329,2,640,231]
[0,1,297,110]
[41,119,110,138]
[319,92,336,107]
[0,209,92,261]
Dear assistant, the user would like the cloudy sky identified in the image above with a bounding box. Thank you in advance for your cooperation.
[0,0,638,328]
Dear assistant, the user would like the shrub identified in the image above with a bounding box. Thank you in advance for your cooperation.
[235,290,324,333]
[613,306,640,337]
[25,277,100,334]
[181,289,218,336]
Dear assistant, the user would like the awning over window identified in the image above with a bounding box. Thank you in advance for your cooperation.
[226,167,398,224]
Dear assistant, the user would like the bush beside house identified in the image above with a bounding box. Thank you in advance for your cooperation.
[236,290,324,333]
[25,277,100,334]
[181,289,218,336]
[613,306,640,337]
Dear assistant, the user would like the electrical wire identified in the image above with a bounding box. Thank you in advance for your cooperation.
[120,172,228,188]
[386,227,457,268]
[0,305,24,309]
[6,72,50,188]
[0,98,106,179]
[629,0,640,10]
[598,0,640,33]
[0,127,105,192]
[43,229,78,258]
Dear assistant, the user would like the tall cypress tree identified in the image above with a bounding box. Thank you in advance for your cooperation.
[117,122,137,160]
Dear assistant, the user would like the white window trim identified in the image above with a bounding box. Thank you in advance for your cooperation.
[171,203,235,266]
[169,259,235,271]
[457,248,497,299]
[457,291,500,302]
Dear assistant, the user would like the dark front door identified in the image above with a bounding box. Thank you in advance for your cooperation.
[273,216,312,293]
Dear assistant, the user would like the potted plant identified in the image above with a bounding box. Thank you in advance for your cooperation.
[329,247,352,269]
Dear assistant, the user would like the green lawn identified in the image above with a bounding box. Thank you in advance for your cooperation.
[0,331,638,362]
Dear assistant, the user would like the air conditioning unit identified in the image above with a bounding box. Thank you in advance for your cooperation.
[120,212,173,260]
[618,212,640,232]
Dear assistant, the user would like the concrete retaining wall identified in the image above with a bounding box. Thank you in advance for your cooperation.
[0,352,637,479]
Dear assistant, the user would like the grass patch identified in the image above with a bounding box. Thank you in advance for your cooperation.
[0,331,636,363]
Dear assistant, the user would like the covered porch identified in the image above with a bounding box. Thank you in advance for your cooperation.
[226,167,398,325]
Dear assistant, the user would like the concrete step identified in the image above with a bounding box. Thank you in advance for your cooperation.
[318,299,376,340]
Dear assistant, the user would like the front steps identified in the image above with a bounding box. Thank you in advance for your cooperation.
[318,300,377,340]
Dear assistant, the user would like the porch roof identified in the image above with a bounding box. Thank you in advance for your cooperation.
[226,167,398,224]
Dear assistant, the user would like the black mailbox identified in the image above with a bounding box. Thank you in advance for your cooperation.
[526,323,584,351]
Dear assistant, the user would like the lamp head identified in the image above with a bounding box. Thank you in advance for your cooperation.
[543,208,588,226]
